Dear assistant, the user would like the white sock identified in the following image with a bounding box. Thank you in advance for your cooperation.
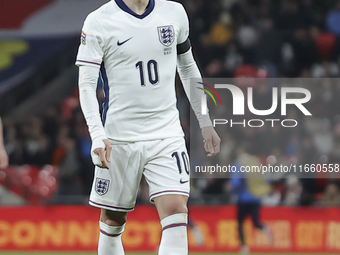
[98,221,125,255]
[158,213,188,255]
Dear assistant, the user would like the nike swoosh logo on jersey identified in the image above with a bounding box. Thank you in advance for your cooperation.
[117,37,133,46]
[180,178,189,184]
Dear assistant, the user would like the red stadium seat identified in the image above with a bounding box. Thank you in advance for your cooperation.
[315,33,336,60]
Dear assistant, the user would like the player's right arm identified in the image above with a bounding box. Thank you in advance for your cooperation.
[76,14,111,169]
[0,117,8,169]
[78,66,111,169]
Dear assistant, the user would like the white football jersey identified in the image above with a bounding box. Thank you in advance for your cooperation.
[76,0,190,142]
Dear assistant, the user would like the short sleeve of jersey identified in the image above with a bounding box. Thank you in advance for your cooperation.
[75,14,104,68]
[177,5,190,45]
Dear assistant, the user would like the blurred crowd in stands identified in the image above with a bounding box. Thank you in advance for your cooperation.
[2,95,94,198]
[2,0,340,206]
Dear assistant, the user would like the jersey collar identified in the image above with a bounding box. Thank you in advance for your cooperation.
[115,0,155,19]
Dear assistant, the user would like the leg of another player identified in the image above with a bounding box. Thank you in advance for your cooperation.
[237,204,249,254]
[251,204,274,244]
[187,219,204,246]
[154,194,189,255]
[98,209,127,255]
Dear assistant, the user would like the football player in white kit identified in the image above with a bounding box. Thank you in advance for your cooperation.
[76,0,220,254]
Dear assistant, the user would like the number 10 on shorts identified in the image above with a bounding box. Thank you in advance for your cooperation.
[172,151,190,175]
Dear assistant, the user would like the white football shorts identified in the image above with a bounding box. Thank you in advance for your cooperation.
[89,137,190,212]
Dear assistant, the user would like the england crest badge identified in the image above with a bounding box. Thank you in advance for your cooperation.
[81,31,87,45]
[158,25,175,47]
[95,178,110,196]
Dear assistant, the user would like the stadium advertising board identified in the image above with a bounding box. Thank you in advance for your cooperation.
[0,205,339,253]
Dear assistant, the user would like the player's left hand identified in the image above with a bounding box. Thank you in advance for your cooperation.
[201,126,221,157]
[0,147,8,169]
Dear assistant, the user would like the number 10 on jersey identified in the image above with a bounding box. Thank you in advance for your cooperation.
[136,60,159,86]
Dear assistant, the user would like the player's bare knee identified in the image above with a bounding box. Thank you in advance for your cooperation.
[165,202,188,216]
[155,195,188,218]
[100,209,127,226]
[173,204,188,214]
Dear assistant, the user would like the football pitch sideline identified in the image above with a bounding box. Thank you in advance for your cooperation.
[0,253,332,255]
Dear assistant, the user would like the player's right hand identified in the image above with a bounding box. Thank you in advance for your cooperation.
[0,147,8,169]
[91,138,112,169]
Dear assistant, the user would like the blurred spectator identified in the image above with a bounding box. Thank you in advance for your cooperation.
[321,180,340,206]
[225,42,243,72]
[210,13,232,46]
[55,136,82,195]
[274,0,309,31]
[262,183,281,206]
[21,117,52,166]
[283,175,302,206]
[313,32,336,60]
[327,1,340,36]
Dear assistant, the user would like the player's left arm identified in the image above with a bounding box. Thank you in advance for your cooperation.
[176,5,220,157]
